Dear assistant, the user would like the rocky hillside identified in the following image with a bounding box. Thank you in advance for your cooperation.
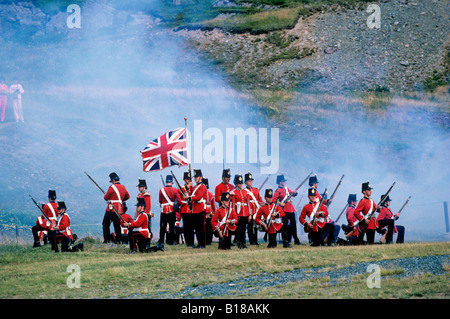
[175,0,449,95]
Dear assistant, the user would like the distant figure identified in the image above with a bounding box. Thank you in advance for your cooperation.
[0,79,8,122]
[9,79,24,122]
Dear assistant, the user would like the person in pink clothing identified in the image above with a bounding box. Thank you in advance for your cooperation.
[9,79,24,122]
[0,79,8,122]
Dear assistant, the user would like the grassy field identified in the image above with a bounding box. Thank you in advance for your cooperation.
[0,240,448,299]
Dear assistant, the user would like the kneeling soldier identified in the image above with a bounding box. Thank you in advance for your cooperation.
[48,201,75,252]
[123,198,151,253]
[211,192,238,250]
[255,189,285,248]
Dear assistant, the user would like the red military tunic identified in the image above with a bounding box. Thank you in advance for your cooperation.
[299,201,329,232]
[211,205,238,237]
[178,185,192,215]
[104,183,130,214]
[231,187,250,217]
[128,212,151,238]
[191,183,207,214]
[36,202,58,229]
[345,204,360,237]
[272,186,296,213]
[205,191,216,218]
[245,186,263,217]
[159,186,181,214]
[214,182,235,204]
[56,212,74,240]
[353,197,377,230]
[137,191,151,215]
[120,213,134,235]
[255,202,284,233]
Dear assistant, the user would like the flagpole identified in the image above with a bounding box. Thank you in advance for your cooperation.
[184,117,192,176]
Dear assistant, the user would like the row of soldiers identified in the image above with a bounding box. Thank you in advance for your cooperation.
[31,169,405,253]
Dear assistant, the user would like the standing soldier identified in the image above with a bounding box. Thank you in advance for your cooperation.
[123,198,151,253]
[214,168,235,204]
[0,79,8,122]
[32,189,58,248]
[231,174,250,249]
[203,178,216,245]
[299,188,330,246]
[377,195,405,244]
[158,175,181,245]
[353,181,379,245]
[255,189,285,248]
[244,172,263,245]
[49,201,74,252]
[178,171,194,247]
[102,172,130,244]
[189,169,207,248]
[136,179,151,218]
[273,174,298,247]
[211,192,238,250]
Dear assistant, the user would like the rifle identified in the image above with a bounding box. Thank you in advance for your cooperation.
[346,182,396,238]
[84,171,125,223]
[29,195,55,226]
[170,170,192,210]
[258,174,271,191]
[335,203,349,224]
[160,174,166,187]
[281,172,313,204]
[221,204,234,238]
[264,199,280,233]
[327,174,344,208]
[305,188,327,232]
[295,192,305,211]
[394,196,411,220]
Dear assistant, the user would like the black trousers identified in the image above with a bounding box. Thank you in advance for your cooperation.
[32,225,52,244]
[128,231,149,252]
[396,225,405,243]
[282,212,297,243]
[192,212,206,247]
[236,216,249,246]
[377,219,395,243]
[205,217,213,245]
[48,232,70,252]
[181,214,194,246]
[322,223,336,246]
[103,210,121,243]
[159,212,176,244]
[247,219,258,244]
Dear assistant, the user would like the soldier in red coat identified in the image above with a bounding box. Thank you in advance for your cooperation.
[123,198,151,253]
[102,172,130,244]
[353,181,380,244]
[244,172,263,245]
[203,178,216,245]
[32,189,58,248]
[187,169,208,248]
[299,188,330,246]
[255,189,285,248]
[49,201,75,252]
[211,192,238,249]
[377,195,405,244]
[136,179,151,217]
[158,175,181,245]
[178,171,194,246]
[231,174,250,249]
[214,168,235,204]
[341,194,362,244]
[273,174,298,247]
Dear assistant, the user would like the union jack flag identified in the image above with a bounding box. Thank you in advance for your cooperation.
[141,128,188,172]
